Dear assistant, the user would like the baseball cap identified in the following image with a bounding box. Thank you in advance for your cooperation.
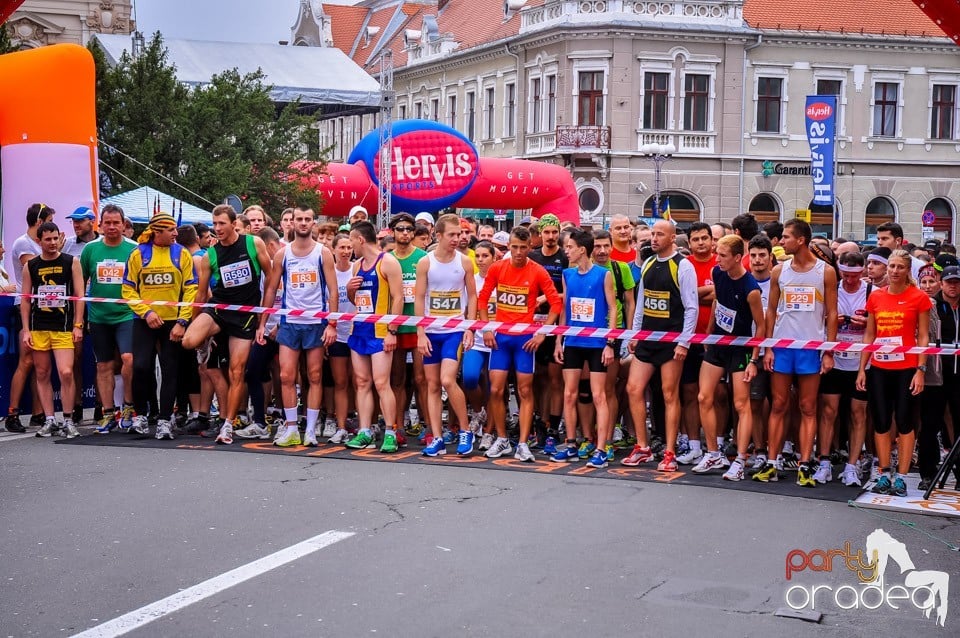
[348,205,368,219]
[68,206,95,220]
[415,212,434,225]
[492,231,510,246]
[924,239,942,252]
[338,223,351,232]
[519,216,534,226]
[941,265,960,281]
[935,253,959,271]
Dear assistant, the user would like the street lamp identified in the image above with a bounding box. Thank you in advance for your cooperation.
[640,142,675,218]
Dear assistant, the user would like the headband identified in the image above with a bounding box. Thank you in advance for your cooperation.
[837,264,864,273]
[538,214,560,230]
[138,212,177,244]
[867,254,888,265]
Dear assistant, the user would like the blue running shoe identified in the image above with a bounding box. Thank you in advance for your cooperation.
[578,441,596,459]
[417,427,429,443]
[677,434,690,456]
[872,474,892,495]
[587,450,608,468]
[542,436,558,456]
[551,445,580,463]
[892,475,907,497]
[423,438,446,457]
[442,429,455,444]
[456,431,474,456]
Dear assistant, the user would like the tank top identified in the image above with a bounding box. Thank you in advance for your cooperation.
[210,235,261,305]
[281,243,328,324]
[638,254,685,332]
[352,253,388,340]
[773,257,826,340]
[562,264,609,349]
[335,262,355,344]
[27,253,75,332]
[393,247,427,334]
[834,281,869,372]
[472,272,493,353]
[711,267,761,337]
[424,251,467,334]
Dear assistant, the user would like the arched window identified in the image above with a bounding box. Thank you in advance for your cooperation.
[643,191,699,223]
[924,197,955,242]
[748,194,780,224]
[865,196,897,240]
[806,200,840,240]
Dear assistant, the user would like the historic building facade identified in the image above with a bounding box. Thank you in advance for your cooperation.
[5,0,134,48]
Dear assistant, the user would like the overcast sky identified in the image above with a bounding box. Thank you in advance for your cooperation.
[135,0,357,44]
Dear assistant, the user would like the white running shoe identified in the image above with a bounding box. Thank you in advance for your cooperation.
[612,425,624,443]
[196,336,214,365]
[303,430,318,447]
[478,433,495,451]
[234,422,269,439]
[723,459,745,481]
[840,465,862,487]
[131,415,150,436]
[677,448,704,465]
[813,463,833,484]
[62,419,81,439]
[215,423,233,445]
[782,440,795,456]
[322,418,337,439]
[329,429,348,444]
[155,420,174,440]
[750,455,768,472]
[274,426,302,447]
[692,451,730,474]
[514,442,535,462]
[484,437,513,458]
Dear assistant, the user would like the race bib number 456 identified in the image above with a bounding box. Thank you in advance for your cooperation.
[643,289,670,319]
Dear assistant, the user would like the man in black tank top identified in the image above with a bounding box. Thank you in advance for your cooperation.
[20,222,85,438]
[182,205,272,445]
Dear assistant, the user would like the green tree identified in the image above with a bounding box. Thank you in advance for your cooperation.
[0,22,16,54]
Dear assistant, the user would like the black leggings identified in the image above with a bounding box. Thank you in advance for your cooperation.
[244,338,278,425]
[132,319,181,419]
[867,367,916,436]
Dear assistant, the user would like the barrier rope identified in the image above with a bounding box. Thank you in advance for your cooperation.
[4,291,959,356]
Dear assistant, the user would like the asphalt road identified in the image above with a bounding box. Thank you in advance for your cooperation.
[1,434,958,637]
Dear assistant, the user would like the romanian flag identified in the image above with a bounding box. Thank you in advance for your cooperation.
[661,198,671,221]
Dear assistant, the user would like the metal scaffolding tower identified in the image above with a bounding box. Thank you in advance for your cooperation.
[376,50,395,230]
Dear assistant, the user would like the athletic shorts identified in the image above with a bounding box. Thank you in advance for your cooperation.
[277,323,325,351]
[209,336,230,370]
[89,320,133,362]
[424,331,463,366]
[348,333,384,356]
[819,368,868,401]
[396,332,418,351]
[535,335,559,366]
[771,347,821,376]
[634,341,676,367]
[329,341,351,358]
[703,345,751,376]
[681,344,705,384]
[490,333,535,375]
[750,367,771,401]
[563,345,605,373]
[204,307,256,340]
[31,330,73,351]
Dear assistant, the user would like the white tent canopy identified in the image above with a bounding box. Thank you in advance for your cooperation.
[93,34,382,109]
[101,186,212,225]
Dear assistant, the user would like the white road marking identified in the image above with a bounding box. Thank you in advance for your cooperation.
[70,530,354,638]
[0,433,35,443]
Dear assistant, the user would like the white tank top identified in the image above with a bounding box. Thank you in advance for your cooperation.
[424,251,467,334]
[281,243,327,324]
[774,258,826,341]
[834,281,869,371]
[472,272,492,352]
[335,262,355,343]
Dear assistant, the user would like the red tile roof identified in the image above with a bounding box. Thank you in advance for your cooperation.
[322,4,368,54]
[743,0,948,38]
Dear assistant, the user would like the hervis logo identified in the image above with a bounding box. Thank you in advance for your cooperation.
[806,102,834,121]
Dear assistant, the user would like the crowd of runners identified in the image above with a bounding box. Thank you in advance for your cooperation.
[2,201,958,497]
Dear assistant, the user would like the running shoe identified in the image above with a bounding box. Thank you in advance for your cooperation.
[131,415,150,436]
[345,430,375,449]
[514,442,535,462]
[423,438,445,457]
[872,474,892,495]
[322,418,337,439]
[813,462,833,484]
[36,417,59,438]
[677,448,704,465]
[649,435,666,456]
[612,424,625,445]
[782,440,795,456]
[274,426,302,447]
[329,429,348,444]
[71,405,83,425]
[29,413,45,427]
[94,412,116,435]
[692,451,728,474]
[234,422,270,439]
[840,464,862,487]
[892,476,908,497]
[621,445,654,466]
[215,423,233,445]
[417,427,429,444]
[196,336,214,365]
[182,415,207,435]
[723,459,745,482]
[303,430,319,447]
[456,431,474,456]
[395,430,407,448]
[62,419,80,439]
[542,436,558,456]
[586,450,608,468]
[676,434,690,456]
[478,433,495,451]
[380,431,399,453]
[578,441,596,459]
[605,444,615,463]
[918,477,933,492]
[856,453,873,479]
[406,420,424,437]
[750,455,768,473]
[551,445,580,463]
[781,452,799,471]
[117,405,134,431]
[657,450,678,472]
[442,429,455,445]
[797,464,816,488]
[4,412,26,433]
[485,437,514,459]
[154,420,174,440]
[752,462,780,483]
[722,438,738,460]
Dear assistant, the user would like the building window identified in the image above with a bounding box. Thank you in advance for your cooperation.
[579,187,601,214]
[505,82,516,137]
[547,74,557,131]
[816,79,842,96]
[398,103,407,120]
[873,82,899,137]
[756,77,783,133]
[484,87,495,140]
[430,98,440,122]
[747,194,780,224]
[447,94,457,130]
[465,91,476,140]
[683,74,709,132]
[577,71,604,126]
[414,102,423,119]
[865,196,897,239]
[530,77,542,133]
[931,84,956,140]
[643,72,669,130]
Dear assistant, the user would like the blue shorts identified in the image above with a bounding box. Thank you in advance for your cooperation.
[277,322,325,350]
[424,331,463,366]
[489,333,535,375]
[348,334,384,356]
[772,347,821,376]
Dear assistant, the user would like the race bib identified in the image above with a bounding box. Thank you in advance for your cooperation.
[38,284,66,308]
[290,269,318,289]
[873,335,905,363]
[220,261,253,288]
[355,290,373,313]
[569,297,596,323]
[402,280,415,304]
[715,302,736,333]
[783,285,816,312]
[643,289,670,319]
[836,332,863,360]
[429,291,462,317]
[497,285,529,314]
[96,260,123,285]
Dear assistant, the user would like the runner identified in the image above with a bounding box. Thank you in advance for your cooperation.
[258,206,339,447]
[326,233,356,443]
[865,247,890,288]
[344,220,404,453]
[21,221,84,438]
[608,214,636,263]
[464,241,496,450]
[758,219,838,487]
[121,213,198,439]
[478,226,562,462]
[182,204,272,445]
[415,213,477,456]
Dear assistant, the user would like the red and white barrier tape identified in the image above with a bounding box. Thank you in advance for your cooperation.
[3,291,957,356]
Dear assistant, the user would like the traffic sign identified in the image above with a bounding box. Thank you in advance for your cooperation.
[795,209,811,222]
[922,210,936,226]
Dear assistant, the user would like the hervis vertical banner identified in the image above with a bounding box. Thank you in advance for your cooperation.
[804,96,837,207]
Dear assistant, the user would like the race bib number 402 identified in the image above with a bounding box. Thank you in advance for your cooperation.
[496,285,529,314]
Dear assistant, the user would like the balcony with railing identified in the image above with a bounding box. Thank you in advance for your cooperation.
[636,130,716,153]
[520,0,748,33]
[525,131,558,154]
[556,125,612,152]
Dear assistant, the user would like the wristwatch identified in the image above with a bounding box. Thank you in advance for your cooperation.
[387,328,399,336]
[917,364,928,373]
[176,318,189,328]
[605,339,617,348]
[750,358,761,366]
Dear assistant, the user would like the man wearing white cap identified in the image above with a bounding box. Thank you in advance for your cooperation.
[349,205,368,226]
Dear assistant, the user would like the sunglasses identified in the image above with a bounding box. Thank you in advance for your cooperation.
[393,225,415,232]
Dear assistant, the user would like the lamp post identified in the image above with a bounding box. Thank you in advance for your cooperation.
[639,142,675,218]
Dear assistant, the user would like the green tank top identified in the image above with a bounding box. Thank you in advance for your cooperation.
[392,247,427,334]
